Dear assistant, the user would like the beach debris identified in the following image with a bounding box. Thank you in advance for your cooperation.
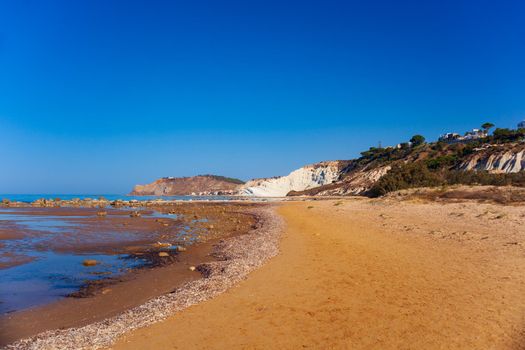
[176,246,187,252]
[82,259,99,267]
[196,263,214,278]
[97,211,107,217]
[130,211,141,217]
[153,242,172,248]
[492,213,507,219]
[101,288,112,295]
[189,266,196,271]
[158,252,170,257]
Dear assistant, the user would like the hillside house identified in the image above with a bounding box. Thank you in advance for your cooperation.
[438,132,461,142]
[439,128,487,144]
[463,128,487,140]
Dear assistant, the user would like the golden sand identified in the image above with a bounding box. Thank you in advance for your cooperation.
[113,199,525,349]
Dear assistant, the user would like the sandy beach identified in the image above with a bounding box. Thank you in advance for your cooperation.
[111,198,525,349]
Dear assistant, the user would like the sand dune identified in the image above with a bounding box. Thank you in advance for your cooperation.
[112,199,525,349]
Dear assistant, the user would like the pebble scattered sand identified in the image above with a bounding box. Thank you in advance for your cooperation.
[6,206,283,350]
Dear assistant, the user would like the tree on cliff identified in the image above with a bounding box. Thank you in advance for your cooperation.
[410,135,426,146]
[481,122,495,134]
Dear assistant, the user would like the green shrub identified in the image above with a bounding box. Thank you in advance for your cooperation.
[492,128,525,143]
[368,162,442,197]
[369,164,525,197]
[425,155,458,170]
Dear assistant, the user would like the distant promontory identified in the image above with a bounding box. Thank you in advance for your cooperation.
[130,175,244,196]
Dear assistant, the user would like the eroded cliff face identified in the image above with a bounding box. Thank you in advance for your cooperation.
[460,146,525,173]
[130,175,243,196]
[238,161,350,197]
[287,165,391,196]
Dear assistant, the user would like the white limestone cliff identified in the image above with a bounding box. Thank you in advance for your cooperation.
[460,147,525,173]
[238,161,347,197]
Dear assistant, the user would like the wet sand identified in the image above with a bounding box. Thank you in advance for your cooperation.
[0,203,258,346]
[1,236,222,345]
[0,207,187,264]
[113,199,525,349]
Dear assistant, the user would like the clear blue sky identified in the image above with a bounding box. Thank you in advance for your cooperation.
[1,0,524,194]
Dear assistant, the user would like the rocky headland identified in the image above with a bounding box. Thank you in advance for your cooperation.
[130,175,244,196]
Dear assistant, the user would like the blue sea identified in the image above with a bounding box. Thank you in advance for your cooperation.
[0,194,234,203]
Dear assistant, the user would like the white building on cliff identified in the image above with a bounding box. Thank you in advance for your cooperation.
[438,128,486,143]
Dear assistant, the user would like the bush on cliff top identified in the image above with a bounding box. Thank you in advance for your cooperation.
[368,163,443,197]
[368,161,525,197]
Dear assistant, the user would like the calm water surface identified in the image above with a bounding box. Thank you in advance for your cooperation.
[0,206,191,314]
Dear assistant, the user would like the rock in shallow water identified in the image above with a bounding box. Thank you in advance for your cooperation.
[82,259,99,266]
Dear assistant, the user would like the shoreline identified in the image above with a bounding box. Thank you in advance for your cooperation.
[0,194,364,210]
[4,205,283,349]
[1,234,231,345]
[0,202,258,345]
[111,198,525,349]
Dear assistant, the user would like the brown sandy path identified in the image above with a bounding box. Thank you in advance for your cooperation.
[113,200,525,349]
